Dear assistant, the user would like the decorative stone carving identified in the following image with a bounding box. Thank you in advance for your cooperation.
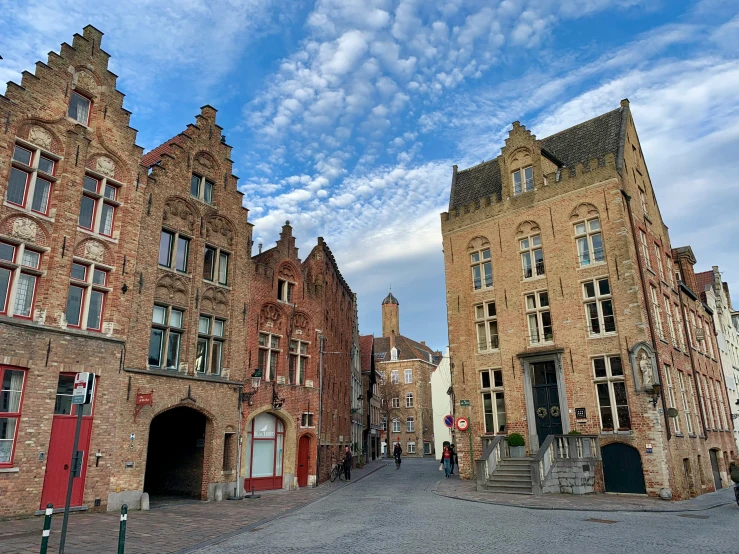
[75,71,97,94]
[629,342,659,392]
[96,156,116,177]
[195,153,214,170]
[11,218,37,241]
[163,198,197,232]
[315,252,322,261]
[467,235,490,252]
[261,304,283,330]
[569,202,600,221]
[293,312,309,332]
[202,287,228,315]
[84,241,105,262]
[278,263,296,281]
[205,216,234,246]
[29,126,52,150]
[155,274,189,306]
[515,220,541,236]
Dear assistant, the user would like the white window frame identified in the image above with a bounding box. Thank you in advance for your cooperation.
[404,368,412,384]
[654,244,664,281]
[190,173,214,205]
[525,290,553,345]
[714,380,727,430]
[78,172,122,238]
[391,397,400,409]
[650,285,664,340]
[258,332,281,381]
[195,314,225,376]
[289,339,309,385]
[674,303,686,351]
[593,356,631,431]
[520,234,544,279]
[666,256,675,288]
[664,297,677,348]
[391,370,399,384]
[392,418,400,433]
[405,392,414,408]
[277,278,295,303]
[470,248,493,290]
[583,277,615,336]
[406,417,415,432]
[480,369,506,434]
[639,230,651,270]
[474,301,499,352]
[687,377,702,436]
[300,412,315,428]
[407,442,416,454]
[678,371,693,435]
[574,218,604,267]
[664,364,680,434]
[6,141,58,217]
[149,304,184,370]
[65,259,111,331]
[697,374,712,428]
[0,240,43,319]
[0,367,26,466]
[638,186,648,216]
[158,229,191,273]
[512,165,533,195]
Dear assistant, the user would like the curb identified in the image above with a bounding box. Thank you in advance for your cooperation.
[174,462,390,554]
[431,483,734,513]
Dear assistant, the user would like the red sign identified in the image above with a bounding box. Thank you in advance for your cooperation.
[134,389,154,422]
[456,417,469,431]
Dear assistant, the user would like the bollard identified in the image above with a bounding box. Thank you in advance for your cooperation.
[117,504,127,554]
[39,503,53,554]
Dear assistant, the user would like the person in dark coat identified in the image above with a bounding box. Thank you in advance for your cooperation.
[441,445,453,477]
[393,442,402,467]
[448,443,456,475]
[730,461,739,484]
[343,446,353,481]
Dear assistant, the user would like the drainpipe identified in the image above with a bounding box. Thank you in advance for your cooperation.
[620,189,671,438]
[235,389,244,499]
[678,289,709,438]
[315,335,325,486]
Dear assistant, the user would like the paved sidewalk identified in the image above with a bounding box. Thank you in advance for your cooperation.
[0,460,389,554]
[432,474,737,512]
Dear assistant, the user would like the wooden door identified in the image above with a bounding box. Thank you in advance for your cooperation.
[602,443,647,494]
[532,361,562,445]
[297,435,310,487]
[709,450,722,490]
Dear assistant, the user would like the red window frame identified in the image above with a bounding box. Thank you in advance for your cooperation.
[68,91,92,126]
[66,284,86,329]
[0,366,27,467]
[7,167,31,208]
[98,198,117,238]
[0,242,17,315]
[78,176,118,237]
[12,271,39,321]
[0,243,41,319]
[85,288,106,332]
[31,154,56,217]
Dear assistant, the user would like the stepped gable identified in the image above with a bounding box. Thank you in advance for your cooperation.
[449,106,625,210]
[142,135,186,167]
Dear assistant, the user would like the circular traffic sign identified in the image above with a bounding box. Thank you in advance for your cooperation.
[456,417,469,431]
[443,415,454,428]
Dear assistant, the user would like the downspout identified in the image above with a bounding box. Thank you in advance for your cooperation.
[620,189,671,439]
[678,286,708,437]
[315,334,325,486]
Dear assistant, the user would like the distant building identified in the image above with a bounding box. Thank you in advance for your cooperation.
[360,334,382,460]
[431,348,453,459]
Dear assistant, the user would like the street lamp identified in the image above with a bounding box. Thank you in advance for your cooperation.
[241,369,263,406]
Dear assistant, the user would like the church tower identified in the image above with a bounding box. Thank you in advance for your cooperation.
[381,291,400,337]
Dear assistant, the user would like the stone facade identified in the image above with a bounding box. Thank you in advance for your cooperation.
[441,100,736,500]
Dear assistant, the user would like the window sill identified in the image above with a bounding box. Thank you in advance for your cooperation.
[674,433,685,438]
[645,267,656,277]
[77,227,119,244]
[472,286,494,293]
[189,195,215,209]
[587,332,618,339]
[66,116,91,128]
[203,279,231,291]
[476,349,500,355]
[0,467,20,473]
[600,430,633,436]
[125,366,243,385]
[522,274,546,283]
[158,266,192,279]
[577,261,606,270]
[3,201,56,223]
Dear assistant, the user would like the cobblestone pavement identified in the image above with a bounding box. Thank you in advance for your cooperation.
[196,458,739,554]
[0,460,389,554]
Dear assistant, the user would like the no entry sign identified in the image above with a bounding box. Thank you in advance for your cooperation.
[443,415,454,428]
[456,417,469,432]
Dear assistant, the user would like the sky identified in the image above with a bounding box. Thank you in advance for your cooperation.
[1,0,738,351]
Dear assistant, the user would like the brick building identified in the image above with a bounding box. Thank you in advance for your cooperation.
[375,292,438,457]
[360,334,382,461]
[441,100,736,499]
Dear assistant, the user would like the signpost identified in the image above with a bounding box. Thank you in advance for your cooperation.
[456,417,469,431]
[59,372,94,554]
[443,415,454,428]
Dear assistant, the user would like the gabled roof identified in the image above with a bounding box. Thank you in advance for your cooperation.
[374,334,438,365]
[142,135,186,168]
[449,106,625,210]
[695,271,714,295]
[359,335,374,373]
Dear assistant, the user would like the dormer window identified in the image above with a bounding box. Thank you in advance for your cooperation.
[68,91,91,125]
[513,166,533,195]
[277,279,294,303]
[390,347,399,361]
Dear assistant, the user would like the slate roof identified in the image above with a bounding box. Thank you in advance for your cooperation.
[449,106,626,210]
[373,334,438,365]
[359,335,374,373]
[382,292,399,305]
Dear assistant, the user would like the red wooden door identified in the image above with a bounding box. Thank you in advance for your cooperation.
[297,435,310,487]
[40,375,95,509]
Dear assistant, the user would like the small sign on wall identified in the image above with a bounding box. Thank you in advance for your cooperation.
[575,408,586,419]
[459,400,470,407]
[645,443,653,454]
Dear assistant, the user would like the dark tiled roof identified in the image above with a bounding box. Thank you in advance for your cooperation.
[695,271,714,294]
[142,135,186,167]
[359,335,374,373]
[449,106,625,210]
[382,292,399,305]
[373,334,437,365]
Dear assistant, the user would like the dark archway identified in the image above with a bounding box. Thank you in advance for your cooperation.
[144,406,207,498]
[602,442,647,494]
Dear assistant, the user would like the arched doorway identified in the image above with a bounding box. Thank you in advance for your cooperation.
[244,412,285,492]
[709,449,723,490]
[297,435,310,487]
[144,407,207,498]
[602,443,647,494]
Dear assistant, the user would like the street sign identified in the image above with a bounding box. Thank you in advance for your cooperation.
[443,415,454,428]
[459,399,470,407]
[71,372,94,405]
[456,417,469,431]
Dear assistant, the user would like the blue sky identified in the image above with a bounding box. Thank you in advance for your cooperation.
[2,0,738,350]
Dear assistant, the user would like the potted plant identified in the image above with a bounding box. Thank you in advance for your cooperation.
[508,433,526,457]
[356,449,364,468]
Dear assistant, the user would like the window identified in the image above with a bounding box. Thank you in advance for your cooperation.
[512,166,533,195]
[391,370,399,384]
[714,380,728,430]
[696,317,706,355]
[405,392,414,408]
[664,298,677,347]
[687,377,701,435]
[277,279,294,303]
[190,173,214,205]
[575,218,604,266]
[53,374,93,417]
[666,257,675,288]
[654,245,664,281]
[381,417,387,431]
[674,303,685,351]
[0,241,42,319]
[258,332,281,381]
[223,433,235,471]
[65,261,109,331]
[404,369,412,384]
[158,230,190,273]
[301,413,314,427]
[391,397,400,409]
[196,315,225,375]
[525,291,552,344]
[650,286,664,340]
[289,340,309,385]
[480,369,506,434]
[688,311,697,348]
[639,230,651,270]
[638,187,648,216]
[149,305,184,370]
[678,372,694,435]
[520,234,544,279]
[593,356,631,430]
[406,417,415,432]
[390,347,398,361]
[471,248,493,290]
[68,91,91,125]
[664,364,680,433]
[474,301,499,351]
[0,367,25,465]
[697,374,712,428]
[6,143,56,215]
[392,418,400,433]
[407,442,416,454]
[583,278,615,336]
[203,246,229,286]
[78,174,120,237]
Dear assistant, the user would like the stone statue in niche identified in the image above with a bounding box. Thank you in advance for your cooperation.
[29,126,52,150]
[639,351,654,388]
[11,218,37,241]
[84,241,105,262]
[96,157,116,177]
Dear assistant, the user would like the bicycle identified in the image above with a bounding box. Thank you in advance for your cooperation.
[395,455,401,470]
[330,462,346,482]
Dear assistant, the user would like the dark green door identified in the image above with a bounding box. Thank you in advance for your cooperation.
[709,450,722,490]
[532,361,562,446]
[602,443,646,494]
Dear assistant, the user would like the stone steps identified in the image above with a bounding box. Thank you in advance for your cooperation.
[485,457,534,495]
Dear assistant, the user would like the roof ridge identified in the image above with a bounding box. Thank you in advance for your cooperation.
[457,158,497,174]
[540,107,622,142]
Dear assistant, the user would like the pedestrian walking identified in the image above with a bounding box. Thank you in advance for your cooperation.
[393,441,402,469]
[343,446,353,481]
[441,445,452,477]
[448,443,456,475]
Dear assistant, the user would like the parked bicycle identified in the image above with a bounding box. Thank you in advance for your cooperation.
[329,462,346,482]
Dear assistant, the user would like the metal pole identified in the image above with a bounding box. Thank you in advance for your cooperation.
[117,504,127,554]
[234,390,243,499]
[39,503,53,554]
[58,407,83,554]
[316,335,324,485]
[468,423,475,481]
